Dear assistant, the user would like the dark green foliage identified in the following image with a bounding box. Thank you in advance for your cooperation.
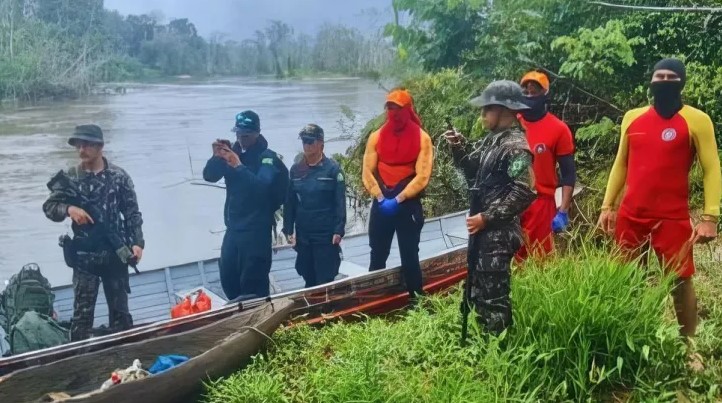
[388,0,722,140]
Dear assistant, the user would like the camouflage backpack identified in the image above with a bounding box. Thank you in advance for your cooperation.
[9,311,69,355]
[1,263,55,331]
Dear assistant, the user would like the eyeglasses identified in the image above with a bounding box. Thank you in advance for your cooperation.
[301,137,317,145]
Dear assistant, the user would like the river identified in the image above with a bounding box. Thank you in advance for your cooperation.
[0,77,385,286]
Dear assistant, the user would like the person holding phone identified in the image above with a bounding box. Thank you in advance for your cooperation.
[203,110,286,301]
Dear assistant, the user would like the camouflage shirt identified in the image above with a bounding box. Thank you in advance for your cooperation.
[43,158,145,248]
[451,125,535,229]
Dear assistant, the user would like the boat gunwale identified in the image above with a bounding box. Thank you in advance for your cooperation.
[0,243,466,371]
[48,210,469,293]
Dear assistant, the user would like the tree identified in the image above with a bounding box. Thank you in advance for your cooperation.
[32,0,105,37]
[386,0,486,70]
[168,18,198,39]
[124,14,156,56]
[265,20,292,78]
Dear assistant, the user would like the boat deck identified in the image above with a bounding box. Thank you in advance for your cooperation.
[51,212,468,327]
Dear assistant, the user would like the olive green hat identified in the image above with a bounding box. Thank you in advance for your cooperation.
[68,124,104,146]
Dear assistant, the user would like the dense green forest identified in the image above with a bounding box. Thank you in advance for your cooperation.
[0,0,394,101]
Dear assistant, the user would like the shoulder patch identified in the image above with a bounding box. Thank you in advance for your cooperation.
[337,172,344,182]
[508,152,532,179]
[262,158,274,165]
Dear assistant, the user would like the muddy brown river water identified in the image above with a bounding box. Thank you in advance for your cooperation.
[0,77,384,286]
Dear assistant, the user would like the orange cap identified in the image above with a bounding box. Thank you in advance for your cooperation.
[385,89,413,108]
[520,71,550,92]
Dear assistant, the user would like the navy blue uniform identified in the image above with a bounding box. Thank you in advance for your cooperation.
[283,156,346,287]
[203,135,279,300]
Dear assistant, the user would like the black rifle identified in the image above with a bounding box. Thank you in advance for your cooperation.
[48,170,140,274]
[453,115,479,346]
[460,189,482,346]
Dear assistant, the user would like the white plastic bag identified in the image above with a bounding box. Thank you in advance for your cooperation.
[100,359,149,391]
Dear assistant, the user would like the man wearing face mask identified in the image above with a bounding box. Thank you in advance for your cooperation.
[283,124,346,288]
[443,80,536,334]
[362,89,434,300]
[516,71,576,261]
[598,58,721,337]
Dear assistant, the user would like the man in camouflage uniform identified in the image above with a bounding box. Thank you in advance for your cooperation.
[43,125,144,341]
[444,81,536,334]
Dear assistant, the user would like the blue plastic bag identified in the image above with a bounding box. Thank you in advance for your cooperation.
[148,354,189,375]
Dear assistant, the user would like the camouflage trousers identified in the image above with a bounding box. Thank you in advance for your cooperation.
[468,228,522,335]
[71,267,133,341]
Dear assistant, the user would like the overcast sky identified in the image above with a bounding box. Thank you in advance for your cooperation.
[104,0,394,40]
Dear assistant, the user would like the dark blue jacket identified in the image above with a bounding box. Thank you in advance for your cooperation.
[203,135,279,232]
[283,156,346,244]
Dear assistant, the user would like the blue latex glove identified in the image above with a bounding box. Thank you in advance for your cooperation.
[552,211,569,233]
[378,197,400,216]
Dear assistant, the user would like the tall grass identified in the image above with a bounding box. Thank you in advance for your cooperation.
[685,244,722,402]
[204,248,690,403]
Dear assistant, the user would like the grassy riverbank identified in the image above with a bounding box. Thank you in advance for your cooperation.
[203,243,722,402]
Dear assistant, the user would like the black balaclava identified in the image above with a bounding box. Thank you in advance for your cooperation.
[521,93,548,122]
[650,58,686,119]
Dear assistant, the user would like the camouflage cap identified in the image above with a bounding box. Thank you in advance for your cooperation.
[469,80,530,111]
[68,124,104,146]
[299,123,324,141]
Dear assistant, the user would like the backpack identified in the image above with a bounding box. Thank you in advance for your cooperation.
[9,311,69,355]
[2,263,55,331]
[269,152,289,213]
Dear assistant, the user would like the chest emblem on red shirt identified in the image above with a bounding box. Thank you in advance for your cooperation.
[661,128,677,142]
[533,143,547,154]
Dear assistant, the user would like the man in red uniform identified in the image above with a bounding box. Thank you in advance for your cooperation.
[515,71,577,261]
[598,58,721,337]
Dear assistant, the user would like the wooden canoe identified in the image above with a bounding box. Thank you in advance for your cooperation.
[0,298,297,403]
[0,246,467,403]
